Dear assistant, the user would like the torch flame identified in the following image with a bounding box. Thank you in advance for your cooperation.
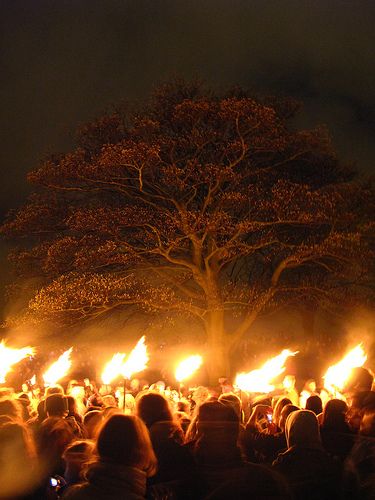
[43,348,73,386]
[0,340,35,383]
[235,349,298,393]
[102,353,126,384]
[175,355,203,382]
[324,343,367,395]
[121,336,149,379]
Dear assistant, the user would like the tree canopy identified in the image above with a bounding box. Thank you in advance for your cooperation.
[2,81,374,382]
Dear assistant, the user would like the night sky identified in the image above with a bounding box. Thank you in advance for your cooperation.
[1,0,375,314]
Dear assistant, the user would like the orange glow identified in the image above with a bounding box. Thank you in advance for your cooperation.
[101,352,126,384]
[175,355,203,382]
[121,336,149,379]
[0,340,35,383]
[43,348,73,386]
[324,343,367,395]
[235,349,298,393]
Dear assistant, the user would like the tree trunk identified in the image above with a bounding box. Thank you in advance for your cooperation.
[205,307,230,385]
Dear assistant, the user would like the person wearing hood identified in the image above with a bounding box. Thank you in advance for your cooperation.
[63,414,157,499]
[191,401,290,499]
[272,410,343,500]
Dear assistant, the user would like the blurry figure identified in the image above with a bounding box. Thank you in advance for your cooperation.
[149,380,166,393]
[299,379,317,409]
[283,375,299,406]
[63,439,95,487]
[37,416,75,477]
[243,402,298,464]
[136,392,192,485]
[0,397,24,422]
[83,410,104,439]
[17,392,32,421]
[45,394,68,418]
[219,392,243,424]
[87,393,104,410]
[63,415,157,499]
[320,399,354,461]
[273,410,342,500]
[191,386,210,415]
[273,397,293,430]
[130,378,140,394]
[192,401,288,498]
[124,393,136,415]
[102,406,122,419]
[116,389,136,414]
[345,366,374,394]
[346,409,375,500]
[218,377,233,394]
[102,394,117,407]
[278,404,299,433]
[45,384,65,397]
[347,390,375,432]
[0,421,42,498]
[66,395,83,422]
[67,385,87,416]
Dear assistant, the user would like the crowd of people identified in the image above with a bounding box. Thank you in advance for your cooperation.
[0,367,374,499]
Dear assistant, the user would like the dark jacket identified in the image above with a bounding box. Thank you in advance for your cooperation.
[63,462,147,499]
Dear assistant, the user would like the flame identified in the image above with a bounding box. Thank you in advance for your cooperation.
[121,336,149,379]
[324,343,367,394]
[30,375,36,386]
[235,349,298,393]
[43,348,73,386]
[0,340,35,383]
[175,355,203,382]
[102,353,126,384]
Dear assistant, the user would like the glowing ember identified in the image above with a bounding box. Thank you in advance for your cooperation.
[43,348,73,386]
[102,353,126,384]
[121,336,149,379]
[235,349,298,393]
[175,355,203,382]
[0,340,35,383]
[324,343,367,394]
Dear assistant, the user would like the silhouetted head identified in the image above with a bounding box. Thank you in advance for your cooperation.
[136,392,173,428]
[305,395,322,415]
[273,397,292,427]
[96,414,157,475]
[345,367,374,393]
[219,393,242,420]
[0,398,23,422]
[45,394,68,417]
[322,399,348,429]
[279,404,299,432]
[45,385,64,397]
[285,410,322,449]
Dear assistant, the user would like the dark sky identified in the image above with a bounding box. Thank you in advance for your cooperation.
[0,1,374,309]
[1,0,375,218]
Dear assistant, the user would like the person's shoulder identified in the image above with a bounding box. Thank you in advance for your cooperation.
[62,482,90,499]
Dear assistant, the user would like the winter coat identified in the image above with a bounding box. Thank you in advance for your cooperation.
[63,462,147,500]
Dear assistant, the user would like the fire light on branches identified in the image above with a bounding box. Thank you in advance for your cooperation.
[175,355,203,382]
[43,347,73,386]
[235,349,298,393]
[323,343,367,395]
[0,340,35,383]
[101,353,126,384]
[121,336,149,379]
